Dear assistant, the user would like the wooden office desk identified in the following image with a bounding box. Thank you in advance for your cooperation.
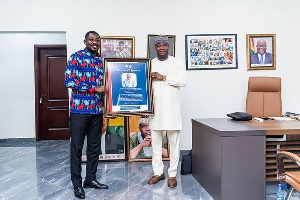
[192,118,300,200]
[243,120,300,135]
[192,118,266,200]
[244,119,300,181]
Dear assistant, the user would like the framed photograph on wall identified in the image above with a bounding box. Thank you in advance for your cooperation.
[246,34,276,70]
[147,34,175,60]
[104,58,153,117]
[185,34,238,70]
[127,116,170,162]
[82,116,126,161]
[100,36,135,58]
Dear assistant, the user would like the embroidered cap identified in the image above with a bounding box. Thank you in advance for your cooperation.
[155,35,169,45]
[139,117,149,125]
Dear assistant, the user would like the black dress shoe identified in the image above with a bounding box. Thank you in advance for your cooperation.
[74,187,85,199]
[83,180,108,189]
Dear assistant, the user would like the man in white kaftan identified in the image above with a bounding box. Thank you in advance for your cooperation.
[147,35,187,188]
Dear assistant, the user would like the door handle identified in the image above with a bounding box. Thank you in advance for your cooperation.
[39,94,47,104]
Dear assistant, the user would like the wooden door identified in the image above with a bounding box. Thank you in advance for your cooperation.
[35,45,69,140]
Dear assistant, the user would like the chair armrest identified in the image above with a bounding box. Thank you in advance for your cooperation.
[277,151,300,165]
[277,151,300,179]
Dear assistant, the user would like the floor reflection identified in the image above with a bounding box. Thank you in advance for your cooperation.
[0,140,213,199]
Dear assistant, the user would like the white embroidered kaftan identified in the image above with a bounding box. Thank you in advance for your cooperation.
[149,56,187,130]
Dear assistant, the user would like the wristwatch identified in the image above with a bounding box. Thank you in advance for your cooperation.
[162,75,166,81]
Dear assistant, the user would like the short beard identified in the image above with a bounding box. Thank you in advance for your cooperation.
[89,48,98,53]
[157,53,168,61]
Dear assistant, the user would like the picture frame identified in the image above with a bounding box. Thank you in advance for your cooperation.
[127,116,170,162]
[147,34,175,60]
[82,116,126,161]
[104,58,153,117]
[185,34,238,70]
[246,34,276,70]
[100,36,135,58]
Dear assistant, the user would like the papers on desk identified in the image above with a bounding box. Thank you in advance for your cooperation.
[269,117,296,121]
[284,111,300,120]
[254,116,300,121]
[254,117,264,122]
[290,116,300,120]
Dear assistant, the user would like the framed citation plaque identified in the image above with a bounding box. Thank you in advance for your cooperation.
[104,58,153,117]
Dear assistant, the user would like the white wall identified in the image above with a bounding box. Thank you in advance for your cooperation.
[1,0,300,149]
[0,32,66,138]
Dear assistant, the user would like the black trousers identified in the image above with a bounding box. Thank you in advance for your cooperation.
[70,113,102,187]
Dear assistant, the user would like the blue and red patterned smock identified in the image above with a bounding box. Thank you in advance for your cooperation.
[64,48,104,114]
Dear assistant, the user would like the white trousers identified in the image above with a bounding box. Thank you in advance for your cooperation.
[151,130,180,178]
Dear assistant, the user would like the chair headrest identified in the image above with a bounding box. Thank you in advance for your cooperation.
[248,77,281,92]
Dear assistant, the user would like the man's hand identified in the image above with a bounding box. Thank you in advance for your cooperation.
[95,86,107,93]
[110,115,117,119]
[141,135,152,147]
[151,72,164,81]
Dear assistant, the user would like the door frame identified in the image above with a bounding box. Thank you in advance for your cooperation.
[34,45,67,141]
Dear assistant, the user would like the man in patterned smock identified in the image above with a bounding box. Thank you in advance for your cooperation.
[65,31,108,199]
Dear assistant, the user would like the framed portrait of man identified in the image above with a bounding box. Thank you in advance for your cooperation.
[127,116,170,162]
[100,36,135,58]
[147,34,175,60]
[246,34,276,70]
[104,58,153,117]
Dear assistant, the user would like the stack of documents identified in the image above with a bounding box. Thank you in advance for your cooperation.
[270,117,296,121]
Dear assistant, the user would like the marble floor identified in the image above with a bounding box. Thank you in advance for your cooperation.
[0,140,212,200]
[0,139,300,200]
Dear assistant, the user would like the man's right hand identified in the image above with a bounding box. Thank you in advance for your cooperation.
[141,135,152,147]
[95,86,107,93]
